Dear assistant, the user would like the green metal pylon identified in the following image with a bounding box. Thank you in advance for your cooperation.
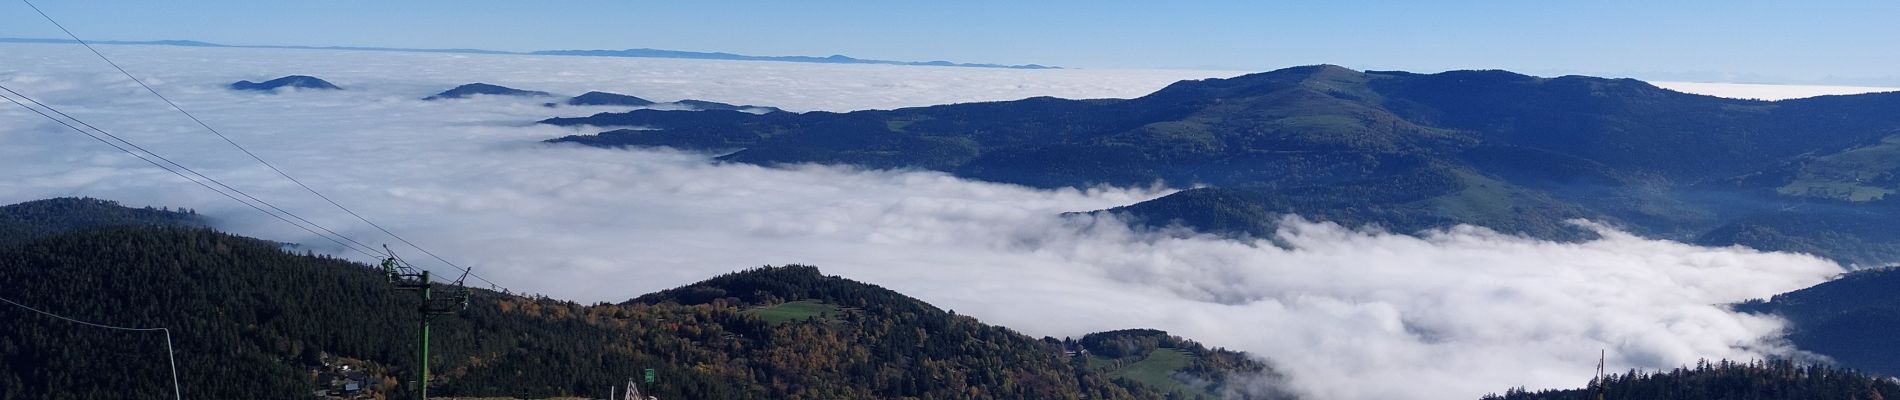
[416,270,432,400]
[385,249,468,400]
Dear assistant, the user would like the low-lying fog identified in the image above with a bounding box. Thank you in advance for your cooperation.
[0,43,1846,399]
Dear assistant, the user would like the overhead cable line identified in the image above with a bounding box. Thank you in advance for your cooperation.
[0,85,384,257]
[0,296,182,400]
[0,86,382,259]
[20,0,504,292]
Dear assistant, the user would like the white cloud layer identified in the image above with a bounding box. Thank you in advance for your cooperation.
[0,43,1845,399]
[1653,81,1900,101]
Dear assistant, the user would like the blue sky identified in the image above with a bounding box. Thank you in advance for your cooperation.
[3,1,1896,85]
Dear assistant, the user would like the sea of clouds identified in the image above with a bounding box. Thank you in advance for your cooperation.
[0,43,1852,399]
[1651,81,1900,101]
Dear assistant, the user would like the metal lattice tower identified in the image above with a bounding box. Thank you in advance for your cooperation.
[383,246,470,400]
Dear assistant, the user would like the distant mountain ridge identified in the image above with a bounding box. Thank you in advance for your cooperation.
[0,37,1059,70]
[532,48,1058,69]
[542,64,1900,265]
[0,37,512,54]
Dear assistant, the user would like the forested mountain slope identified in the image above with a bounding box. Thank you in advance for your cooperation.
[1735,266,1900,377]
[1479,360,1899,400]
[0,198,1280,399]
[543,65,1900,264]
[633,265,1292,400]
[0,197,202,247]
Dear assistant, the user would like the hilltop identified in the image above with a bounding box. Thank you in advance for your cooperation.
[228,75,342,91]
[542,65,1900,265]
[543,91,785,113]
[424,83,551,100]
[552,91,655,107]
[0,197,202,247]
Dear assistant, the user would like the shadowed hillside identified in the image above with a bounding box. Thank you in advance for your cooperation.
[543,65,1900,264]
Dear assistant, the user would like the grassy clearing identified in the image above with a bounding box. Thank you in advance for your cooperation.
[885,119,917,132]
[1778,181,1894,202]
[1777,135,1900,201]
[1088,349,1204,398]
[744,300,846,326]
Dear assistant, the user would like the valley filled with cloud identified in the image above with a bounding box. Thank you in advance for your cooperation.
[0,43,1853,399]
